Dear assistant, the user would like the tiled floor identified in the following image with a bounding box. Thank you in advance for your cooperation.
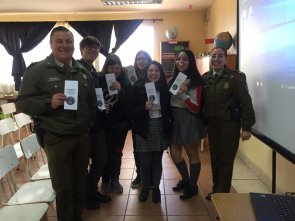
[2,130,270,221]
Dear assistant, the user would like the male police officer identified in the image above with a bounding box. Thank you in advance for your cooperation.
[17,26,97,221]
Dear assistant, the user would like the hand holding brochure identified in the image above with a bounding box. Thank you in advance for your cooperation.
[64,80,78,110]
[169,72,187,95]
[126,65,137,85]
[95,88,106,110]
[105,73,118,95]
[145,82,159,104]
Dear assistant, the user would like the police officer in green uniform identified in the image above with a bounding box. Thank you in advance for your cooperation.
[202,47,255,200]
[16,26,97,221]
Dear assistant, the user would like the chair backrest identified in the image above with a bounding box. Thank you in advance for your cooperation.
[0,144,18,179]
[0,118,15,136]
[0,117,16,147]
[1,102,16,115]
[20,134,41,159]
[14,113,32,129]
[14,113,32,140]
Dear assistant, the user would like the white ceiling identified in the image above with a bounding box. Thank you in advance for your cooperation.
[0,0,215,14]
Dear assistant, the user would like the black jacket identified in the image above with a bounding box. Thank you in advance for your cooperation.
[127,79,172,140]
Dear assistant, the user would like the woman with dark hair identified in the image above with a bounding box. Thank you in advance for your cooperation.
[127,60,172,203]
[131,50,153,188]
[168,49,205,200]
[100,53,131,194]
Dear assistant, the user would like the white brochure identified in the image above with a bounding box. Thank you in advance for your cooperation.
[105,73,118,95]
[95,88,106,110]
[145,82,159,104]
[64,80,78,110]
[169,72,187,95]
[126,65,138,85]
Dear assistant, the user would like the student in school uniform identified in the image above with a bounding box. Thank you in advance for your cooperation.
[127,60,172,203]
[168,49,205,200]
[100,53,131,194]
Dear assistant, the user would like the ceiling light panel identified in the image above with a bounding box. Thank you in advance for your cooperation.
[102,0,163,6]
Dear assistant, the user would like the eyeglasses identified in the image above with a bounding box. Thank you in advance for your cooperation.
[85,46,100,52]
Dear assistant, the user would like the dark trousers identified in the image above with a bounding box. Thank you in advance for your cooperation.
[103,124,129,181]
[44,131,90,221]
[138,151,164,189]
[132,129,141,175]
[207,121,241,193]
[87,129,107,198]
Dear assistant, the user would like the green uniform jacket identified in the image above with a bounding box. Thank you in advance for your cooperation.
[16,54,97,135]
[202,66,255,131]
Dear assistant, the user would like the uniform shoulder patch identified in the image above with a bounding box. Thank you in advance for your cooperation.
[26,62,39,69]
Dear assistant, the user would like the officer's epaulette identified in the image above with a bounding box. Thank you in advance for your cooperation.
[26,61,39,69]
[233,69,245,75]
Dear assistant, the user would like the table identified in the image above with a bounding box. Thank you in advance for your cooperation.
[211,193,257,221]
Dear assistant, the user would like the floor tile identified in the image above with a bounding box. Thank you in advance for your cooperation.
[84,195,128,216]
[168,216,212,221]
[126,195,166,216]
[125,215,167,221]
[166,194,208,216]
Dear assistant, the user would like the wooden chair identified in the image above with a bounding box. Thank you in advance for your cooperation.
[0,145,49,221]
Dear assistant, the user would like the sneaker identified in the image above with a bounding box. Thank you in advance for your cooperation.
[94,191,111,203]
[131,175,141,188]
[139,188,149,202]
[152,188,161,203]
[111,178,123,193]
[172,180,187,192]
[101,182,111,194]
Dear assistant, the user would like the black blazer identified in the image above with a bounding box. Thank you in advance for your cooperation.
[127,79,172,140]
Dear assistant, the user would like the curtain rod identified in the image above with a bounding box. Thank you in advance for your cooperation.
[58,19,163,23]
[144,19,163,22]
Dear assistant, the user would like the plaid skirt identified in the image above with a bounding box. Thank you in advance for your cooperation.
[135,118,168,152]
[171,107,204,144]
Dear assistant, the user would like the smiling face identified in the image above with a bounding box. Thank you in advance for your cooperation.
[210,47,227,72]
[107,64,121,76]
[147,64,161,82]
[50,30,74,64]
[81,45,99,65]
[176,52,189,72]
[135,52,149,71]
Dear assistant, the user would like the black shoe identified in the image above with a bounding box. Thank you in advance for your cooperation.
[95,191,111,203]
[180,185,198,200]
[205,192,213,201]
[139,188,149,202]
[85,199,100,210]
[152,188,161,203]
[131,175,141,188]
[172,180,187,192]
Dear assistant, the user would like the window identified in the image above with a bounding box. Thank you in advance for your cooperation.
[98,22,154,70]
[0,22,154,93]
